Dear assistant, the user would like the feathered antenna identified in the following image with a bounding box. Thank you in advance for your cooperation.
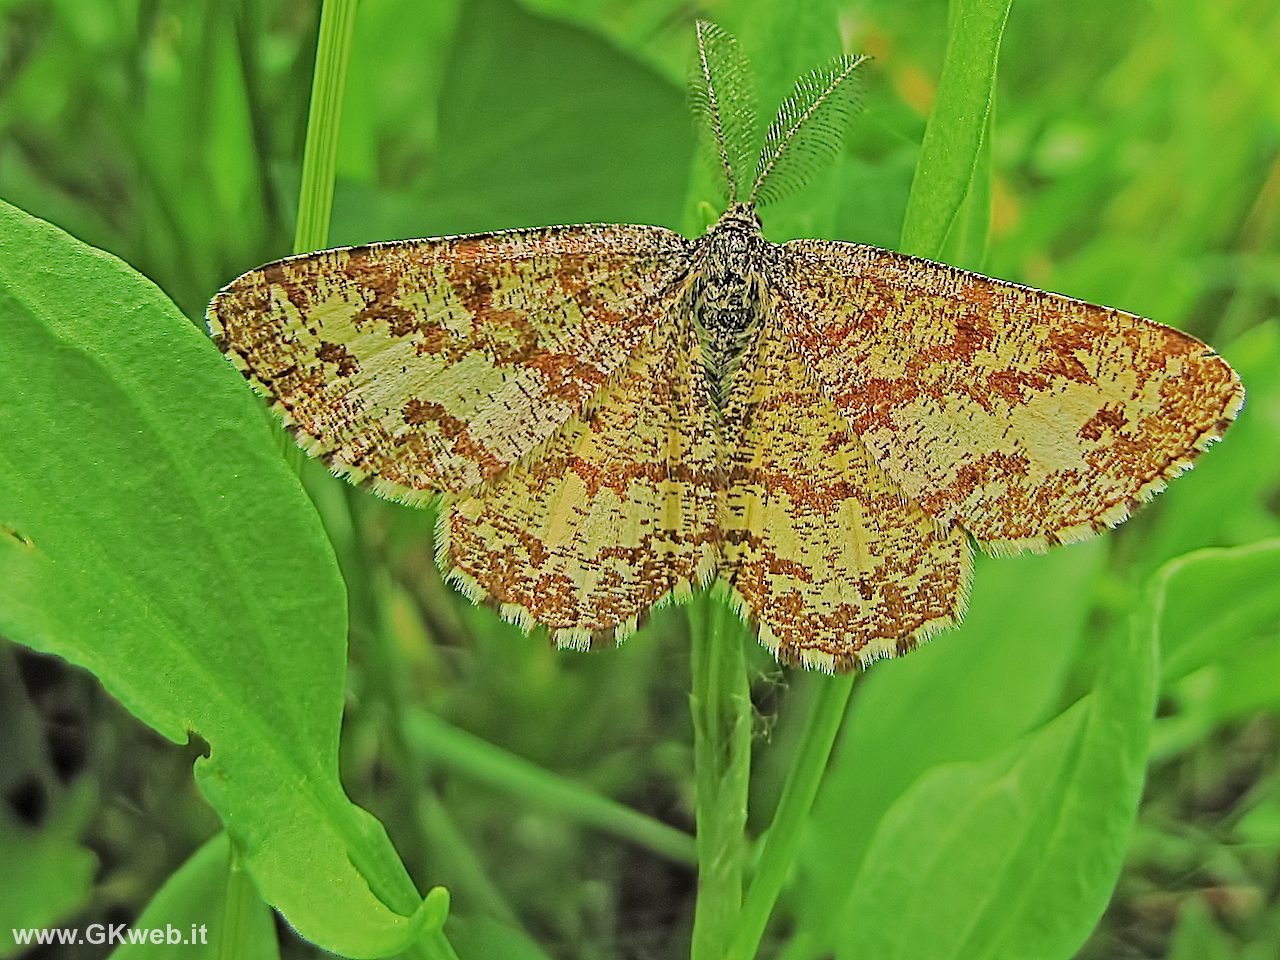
[688,20,758,203]
[749,53,869,207]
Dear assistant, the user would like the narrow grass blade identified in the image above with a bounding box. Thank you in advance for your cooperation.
[899,0,1013,258]
[293,0,358,254]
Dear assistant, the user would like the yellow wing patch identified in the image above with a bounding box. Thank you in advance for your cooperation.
[439,311,720,647]
[721,314,972,671]
[210,216,1241,672]
[772,241,1244,553]
[208,225,690,498]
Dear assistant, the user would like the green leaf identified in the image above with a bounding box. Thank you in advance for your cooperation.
[688,20,758,203]
[109,834,277,960]
[938,102,994,271]
[750,53,868,207]
[1148,540,1280,760]
[348,0,691,243]
[1155,540,1280,684]
[833,548,1157,960]
[792,545,1104,956]
[0,198,443,958]
[899,0,1013,258]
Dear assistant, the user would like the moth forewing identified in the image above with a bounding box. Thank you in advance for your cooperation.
[768,239,1245,555]
[206,226,692,500]
[206,20,1242,671]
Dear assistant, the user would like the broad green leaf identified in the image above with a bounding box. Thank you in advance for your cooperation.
[793,545,1103,956]
[899,0,1013,258]
[515,0,692,82]
[345,0,691,244]
[339,2,462,181]
[109,834,277,960]
[833,545,1157,960]
[731,0,841,129]
[733,0,844,241]
[0,198,443,958]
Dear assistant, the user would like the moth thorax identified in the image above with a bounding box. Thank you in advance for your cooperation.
[692,213,769,407]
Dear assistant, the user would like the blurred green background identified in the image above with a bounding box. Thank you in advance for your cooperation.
[1,0,1278,957]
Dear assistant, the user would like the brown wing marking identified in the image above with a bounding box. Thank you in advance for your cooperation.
[439,311,720,647]
[771,240,1244,553]
[720,312,972,672]
[207,224,691,499]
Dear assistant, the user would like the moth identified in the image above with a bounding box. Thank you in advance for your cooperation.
[208,22,1242,671]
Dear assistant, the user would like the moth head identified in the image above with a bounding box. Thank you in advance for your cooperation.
[719,202,763,230]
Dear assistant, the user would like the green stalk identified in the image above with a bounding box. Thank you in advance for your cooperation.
[403,709,698,866]
[725,674,855,960]
[217,839,256,960]
[689,586,752,960]
[293,0,358,255]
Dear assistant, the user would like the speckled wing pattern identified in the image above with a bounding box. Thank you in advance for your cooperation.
[208,225,690,498]
[721,313,972,672]
[771,240,1245,555]
[210,218,1242,672]
[440,311,720,647]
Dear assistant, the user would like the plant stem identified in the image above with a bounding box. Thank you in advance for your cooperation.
[689,586,752,960]
[293,0,358,255]
[403,709,698,866]
[218,837,255,960]
[726,673,855,960]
